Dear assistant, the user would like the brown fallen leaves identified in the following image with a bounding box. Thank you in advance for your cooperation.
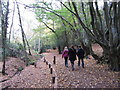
[1,56,54,88]
[44,50,119,88]
[1,48,119,88]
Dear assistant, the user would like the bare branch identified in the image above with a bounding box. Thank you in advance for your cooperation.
[16,2,75,31]
[81,2,87,26]
[16,0,28,63]
[59,1,76,16]
[104,2,113,47]
[68,0,77,27]
[9,2,15,42]
[71,2,107,48]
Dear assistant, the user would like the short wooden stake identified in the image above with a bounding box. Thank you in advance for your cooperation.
[34,63,36,68]
[52,77,55,84]
[49,64,51,68]
[50,68,53,74]
[44,58,46,62]
[53,56,56,64]
[46,61,48,65]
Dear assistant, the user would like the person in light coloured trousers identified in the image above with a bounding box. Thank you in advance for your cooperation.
[62,46,69,67]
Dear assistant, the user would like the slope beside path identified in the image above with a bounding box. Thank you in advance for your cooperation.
[1,57,54,88]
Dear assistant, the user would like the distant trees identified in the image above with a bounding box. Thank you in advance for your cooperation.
[31,1,83,53]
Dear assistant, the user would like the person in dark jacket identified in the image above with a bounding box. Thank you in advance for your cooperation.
[68,46,77,71]
[77,46,85,68]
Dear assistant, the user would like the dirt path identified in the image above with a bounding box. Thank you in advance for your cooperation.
[43,50,119,88]
[1,49,119,88]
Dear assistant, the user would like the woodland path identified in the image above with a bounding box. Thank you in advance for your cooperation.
[1,49,119,88]
[43,50,119,88]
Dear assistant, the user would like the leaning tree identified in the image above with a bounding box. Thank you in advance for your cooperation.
[67,1,120,71]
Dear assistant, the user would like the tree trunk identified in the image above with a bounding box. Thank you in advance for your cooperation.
[64,31,69,47]
[1,0,9,75]
[38,38,41,54]
[16,2,28,65]
[24,33,32,55]
[109,49,120,71]
[1,20,6,75]
[9,2,15,43]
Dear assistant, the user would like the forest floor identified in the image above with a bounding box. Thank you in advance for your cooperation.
[1,44,120,88]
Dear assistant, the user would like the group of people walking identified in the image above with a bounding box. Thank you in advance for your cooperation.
[62,45,85,71]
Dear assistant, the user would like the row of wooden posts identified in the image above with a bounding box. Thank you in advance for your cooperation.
[43,56,56,84]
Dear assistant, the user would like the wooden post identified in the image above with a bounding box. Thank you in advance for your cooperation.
[53,56,56,64]
[34,63,36,68]
[50,68,53,74]
[44,58,46,62]
[46,61,48,65]
[49,64,51,68]
[52,77,55,84]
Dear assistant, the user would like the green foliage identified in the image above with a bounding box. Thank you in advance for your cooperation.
[32,1,92,51]
[27,59,36,66]
[6,42,24,57]
[17,66,24,72]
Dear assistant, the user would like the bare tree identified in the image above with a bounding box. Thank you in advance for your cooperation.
[9,1,15,43]
[1,0,9,75]
[16,1,28,65]
[24,32,32,55]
